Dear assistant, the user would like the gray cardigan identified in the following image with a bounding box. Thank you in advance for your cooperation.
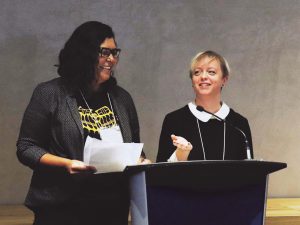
[17,77,140,208]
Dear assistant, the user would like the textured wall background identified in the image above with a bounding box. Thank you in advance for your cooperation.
[0,0,299,204]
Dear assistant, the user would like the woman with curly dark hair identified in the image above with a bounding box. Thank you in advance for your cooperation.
[17,21,149,225]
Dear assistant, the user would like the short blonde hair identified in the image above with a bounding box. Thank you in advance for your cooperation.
[189,50,230,78]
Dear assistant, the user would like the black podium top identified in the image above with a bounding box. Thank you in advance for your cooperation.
[125,160,287,190]
[125,160,286,176]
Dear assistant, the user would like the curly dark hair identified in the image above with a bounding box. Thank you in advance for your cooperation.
[57,21,115,89]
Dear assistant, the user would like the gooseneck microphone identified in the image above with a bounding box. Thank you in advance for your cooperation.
[196,106,252,160]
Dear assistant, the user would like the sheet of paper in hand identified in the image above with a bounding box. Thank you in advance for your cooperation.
[84,136,143,173]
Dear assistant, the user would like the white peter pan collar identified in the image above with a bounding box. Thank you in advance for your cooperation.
[188,101,230,122]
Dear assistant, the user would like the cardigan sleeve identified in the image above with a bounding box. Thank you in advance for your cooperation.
[156,114,176,162]
[16,83,53,170]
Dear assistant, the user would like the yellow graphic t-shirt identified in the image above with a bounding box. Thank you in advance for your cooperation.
[78,105,117,133]
[77,91,121,141]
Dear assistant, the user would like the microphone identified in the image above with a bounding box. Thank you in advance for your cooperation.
[196,106,252,160]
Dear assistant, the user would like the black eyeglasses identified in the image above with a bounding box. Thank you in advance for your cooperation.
[99,47,121,58]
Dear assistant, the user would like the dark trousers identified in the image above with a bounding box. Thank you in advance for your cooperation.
[32,172,130,225]
[33,201,129,225]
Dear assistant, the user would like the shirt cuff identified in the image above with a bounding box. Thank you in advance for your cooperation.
[167,151,179,162]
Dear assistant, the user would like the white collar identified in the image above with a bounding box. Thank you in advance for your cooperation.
[188,101,230,122]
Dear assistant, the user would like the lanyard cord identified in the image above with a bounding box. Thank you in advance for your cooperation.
[196,119,226,160]
[80,90,91,111]
[107,93,115,116]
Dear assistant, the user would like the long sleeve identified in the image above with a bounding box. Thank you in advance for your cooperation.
[16,83,53,169]
[156,115,176,162]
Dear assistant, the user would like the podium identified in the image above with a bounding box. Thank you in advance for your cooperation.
[125,160,286,225]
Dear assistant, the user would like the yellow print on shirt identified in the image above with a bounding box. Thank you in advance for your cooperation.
[78,106,116,133]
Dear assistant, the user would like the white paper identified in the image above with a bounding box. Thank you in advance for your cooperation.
[84,136,143,173]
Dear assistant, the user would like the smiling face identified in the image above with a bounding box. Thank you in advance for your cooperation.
[191,56,228,98]
[95,37,118,85]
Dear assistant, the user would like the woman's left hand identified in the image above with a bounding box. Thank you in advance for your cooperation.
[171,134,193,161]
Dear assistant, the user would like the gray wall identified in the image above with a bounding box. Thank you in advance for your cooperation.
[1,0,300,204]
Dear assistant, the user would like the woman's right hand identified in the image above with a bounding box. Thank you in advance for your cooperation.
[66,160,96,174]
[171,134,193,161]
[40,153,96,174]
[171,134,193,151]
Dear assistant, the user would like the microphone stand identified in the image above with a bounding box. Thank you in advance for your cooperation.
[196,106,252,160]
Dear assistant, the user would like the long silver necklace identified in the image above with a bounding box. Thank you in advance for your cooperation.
[196,118,226,160]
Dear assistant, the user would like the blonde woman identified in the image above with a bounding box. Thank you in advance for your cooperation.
[157,50,253,162]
